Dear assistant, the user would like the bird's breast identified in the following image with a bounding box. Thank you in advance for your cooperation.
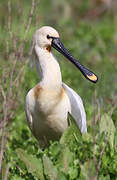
[33,84,67,115]
[26,84,71,145]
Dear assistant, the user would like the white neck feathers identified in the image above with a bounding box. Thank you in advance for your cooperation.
[34,45,62,90]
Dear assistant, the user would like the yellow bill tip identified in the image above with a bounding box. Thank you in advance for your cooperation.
[87,74,98,82]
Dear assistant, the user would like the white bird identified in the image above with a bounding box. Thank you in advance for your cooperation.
[25,26,98,147]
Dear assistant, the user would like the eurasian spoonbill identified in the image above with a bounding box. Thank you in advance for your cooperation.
[25,26,98,147]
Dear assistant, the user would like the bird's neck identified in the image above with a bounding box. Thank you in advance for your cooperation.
[35,45,62,90]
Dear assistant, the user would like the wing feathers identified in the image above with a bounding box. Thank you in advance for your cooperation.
[63,83,87,133]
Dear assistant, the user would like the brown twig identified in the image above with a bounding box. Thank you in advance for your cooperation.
[0,84,7,114]
[5,0,12,58]
[13,61,28,86]
[0,58,17,174]
[13,37,18,55]
[5,40,9,59]
[0,0,37,178]
[3,163,10,180]
[17,0,36,59]
[94,139,107,179]
[96,99,101,122]
[8,0,12,39]
[0,131,8,175]
[92,90,98,166]
[93,90,97,126]
[110,103,116,117]
[92,91,101,170]
[24,0,35,42]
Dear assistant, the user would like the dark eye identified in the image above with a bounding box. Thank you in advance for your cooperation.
[47,35,50,39]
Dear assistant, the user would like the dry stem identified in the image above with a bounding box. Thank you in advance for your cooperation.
[0,0,37,178]
[17,0,36,59]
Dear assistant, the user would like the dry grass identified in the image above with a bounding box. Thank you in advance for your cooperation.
[0,0,36,178]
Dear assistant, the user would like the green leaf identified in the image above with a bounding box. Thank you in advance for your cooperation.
[11,175,25,180]
[58,146,73,174]
[16,148,44,180]
[99,113,115,148]
[80,160,96,180]
[57,172,66,180]
[82,132,93,143]
[112,106,117,126]
[60,117,82,146]
[49,142,61,158]
[43,154,66,180]
[99,174,110,180]
[68,167,78,180]
[114,129,117,152]
[43,154,58,180]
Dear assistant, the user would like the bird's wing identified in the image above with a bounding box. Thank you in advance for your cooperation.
[25,93,33,132]
[62,83,87,133]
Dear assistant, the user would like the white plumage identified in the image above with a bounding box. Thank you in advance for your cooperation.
[25,26,97,147]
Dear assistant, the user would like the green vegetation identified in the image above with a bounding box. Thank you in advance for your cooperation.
[0,0,117,179]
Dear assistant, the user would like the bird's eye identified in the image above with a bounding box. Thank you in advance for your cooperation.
[47,35,50,39]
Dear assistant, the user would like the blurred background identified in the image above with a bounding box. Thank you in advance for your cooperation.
[0,0,117,179]
[0,0,117,105]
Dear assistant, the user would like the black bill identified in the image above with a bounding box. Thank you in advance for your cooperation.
[50,37,98,83]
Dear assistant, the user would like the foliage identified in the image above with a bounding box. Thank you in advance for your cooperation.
[5,114,117,179]
[0,0,117,179]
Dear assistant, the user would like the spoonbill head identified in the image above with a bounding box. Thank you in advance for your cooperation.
[33,26,59,48]
[25,26,98,147]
